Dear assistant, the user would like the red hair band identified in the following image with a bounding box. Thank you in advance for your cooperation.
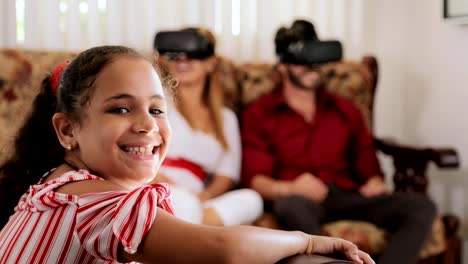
[50,61,69,96]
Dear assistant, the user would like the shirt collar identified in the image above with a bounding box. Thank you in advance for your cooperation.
[272,84,333,111]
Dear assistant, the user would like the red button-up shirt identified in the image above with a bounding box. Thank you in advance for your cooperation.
[241,87,382,191]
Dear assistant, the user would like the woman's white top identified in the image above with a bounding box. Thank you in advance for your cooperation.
[159,104,241,193]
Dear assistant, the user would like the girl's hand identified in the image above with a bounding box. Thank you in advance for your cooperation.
[305,235,375,264]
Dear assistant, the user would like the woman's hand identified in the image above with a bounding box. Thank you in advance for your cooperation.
[198,175,233,202]
[305,235,375,264]
[197,190,214,202]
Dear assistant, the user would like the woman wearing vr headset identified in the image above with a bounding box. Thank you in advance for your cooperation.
[153,28,263,227]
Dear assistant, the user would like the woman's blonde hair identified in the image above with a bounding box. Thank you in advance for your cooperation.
[175,28,229,150]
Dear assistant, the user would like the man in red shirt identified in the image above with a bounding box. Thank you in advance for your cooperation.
[241,20,436,264]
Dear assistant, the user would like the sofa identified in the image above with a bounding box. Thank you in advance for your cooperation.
[0,48,462,263]
[0,49,77,160]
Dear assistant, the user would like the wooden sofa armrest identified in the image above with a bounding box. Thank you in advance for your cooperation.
[277,254,354,264]
[442,214,461,239]
[374,137,462,241]
[373,137,459,193]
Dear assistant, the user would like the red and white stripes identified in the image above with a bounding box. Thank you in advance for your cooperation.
[0,170,173,263]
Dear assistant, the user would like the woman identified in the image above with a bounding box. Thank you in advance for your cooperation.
[155,28,263,226]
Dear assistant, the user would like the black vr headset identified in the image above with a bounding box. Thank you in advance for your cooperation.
[275,21,343,65]
[154,30,214,60]
[278,40,343,65]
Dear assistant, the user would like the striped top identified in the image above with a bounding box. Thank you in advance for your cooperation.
[0,169,173,263]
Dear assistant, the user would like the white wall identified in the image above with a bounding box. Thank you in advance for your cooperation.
[0,0,367,63]
[363,0,468,237]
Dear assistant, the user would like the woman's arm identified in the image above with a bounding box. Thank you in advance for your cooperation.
[204,109,241,202]
[198,175,233,201]
[123,208,374,264]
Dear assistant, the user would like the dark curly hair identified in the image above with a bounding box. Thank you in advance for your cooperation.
[274,19,318,56]
[0,46,169,227]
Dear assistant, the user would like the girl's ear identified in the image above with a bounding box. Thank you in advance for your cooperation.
[52,113,77,150]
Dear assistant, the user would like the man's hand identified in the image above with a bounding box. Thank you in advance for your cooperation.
[289,172,329,202]
[359,176,388,197]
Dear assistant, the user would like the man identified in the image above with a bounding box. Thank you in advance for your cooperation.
[241,19,436,264]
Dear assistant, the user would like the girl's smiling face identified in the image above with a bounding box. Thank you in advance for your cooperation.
[70,56,171,188]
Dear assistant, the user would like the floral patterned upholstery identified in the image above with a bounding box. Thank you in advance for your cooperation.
[322,217,445,258]
[320,61,373,128]
[0,49,76,161]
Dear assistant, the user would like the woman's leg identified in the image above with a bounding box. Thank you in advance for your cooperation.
[203,189,264,226]
[170,187,203,224]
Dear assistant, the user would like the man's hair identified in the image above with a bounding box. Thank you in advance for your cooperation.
[274,19,342,65]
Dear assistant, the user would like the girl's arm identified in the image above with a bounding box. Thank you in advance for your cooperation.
[122,208,374,264]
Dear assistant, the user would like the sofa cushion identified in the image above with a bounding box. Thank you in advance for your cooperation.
[322,217,446,258]
[0,49,76,161]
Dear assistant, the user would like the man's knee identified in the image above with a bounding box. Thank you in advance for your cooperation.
[403,193,437,223]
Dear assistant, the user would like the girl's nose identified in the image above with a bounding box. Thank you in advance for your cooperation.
[133,112,159,134]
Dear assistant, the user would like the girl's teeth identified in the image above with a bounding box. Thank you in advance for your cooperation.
[125,146,153,155]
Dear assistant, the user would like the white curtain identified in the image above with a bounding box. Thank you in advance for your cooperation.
[0,0,365,62]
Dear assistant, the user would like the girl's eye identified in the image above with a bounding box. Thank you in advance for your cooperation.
[150,109,164,116]
[110,107,130,114]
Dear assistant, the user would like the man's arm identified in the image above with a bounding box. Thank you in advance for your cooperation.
[241,104,299,201]
[240,105,276,188]
[251,174,291,201]
[241,103,329,202]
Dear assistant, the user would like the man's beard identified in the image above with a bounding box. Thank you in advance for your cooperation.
[286,67,322,91]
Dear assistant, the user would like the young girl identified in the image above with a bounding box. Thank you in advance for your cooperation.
[155,28,262,226]
[0,45,373,263]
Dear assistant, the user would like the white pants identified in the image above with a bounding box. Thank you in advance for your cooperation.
[170,187,263,226]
